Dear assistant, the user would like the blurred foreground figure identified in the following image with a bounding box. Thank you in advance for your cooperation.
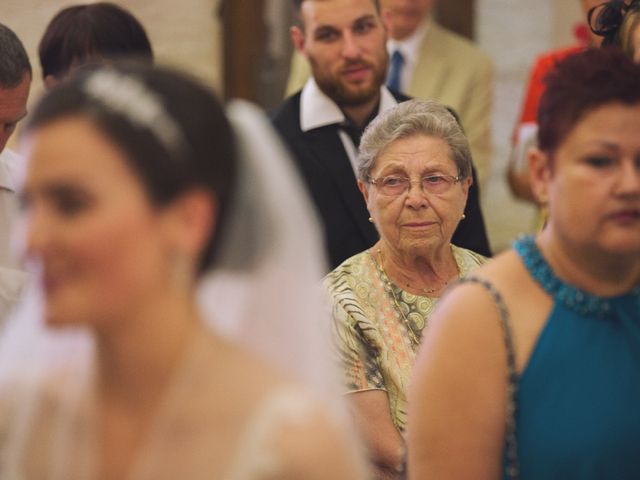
[0,23,31,317]
[409,48,640,480]
[0,63,367,480]
[39,2,153,89]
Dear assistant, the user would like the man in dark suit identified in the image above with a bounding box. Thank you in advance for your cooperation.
[272,0,490,270]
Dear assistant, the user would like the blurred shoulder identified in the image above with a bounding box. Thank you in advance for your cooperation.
[0,148,21,170]
[436,248,532,328]
[0,148,21,192]
[467,247,535,296]
[0,357,92,456]
[193,335,369,479]
[197,331,293,397]
[256,386,369,480]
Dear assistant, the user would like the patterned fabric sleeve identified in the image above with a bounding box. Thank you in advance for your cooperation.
[331,301,385,392]
[325,271,386,393]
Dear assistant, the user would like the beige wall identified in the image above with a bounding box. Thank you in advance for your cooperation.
[553,0,584,46]
[477,0,584,251]
[3,0,222,148]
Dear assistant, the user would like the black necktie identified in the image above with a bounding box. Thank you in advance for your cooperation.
[340,123,363,149]
[340,102,381,149]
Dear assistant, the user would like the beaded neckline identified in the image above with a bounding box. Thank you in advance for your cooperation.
[513,235,640,320]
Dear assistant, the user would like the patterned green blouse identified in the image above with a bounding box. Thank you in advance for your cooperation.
[324,245,487,433]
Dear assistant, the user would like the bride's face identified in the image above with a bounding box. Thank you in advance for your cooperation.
[19,116,176,326]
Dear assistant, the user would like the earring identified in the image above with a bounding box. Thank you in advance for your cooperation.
[170,250,193,291]
[461,214,466,220]
[368,217,374,223]
[539,205,549,231]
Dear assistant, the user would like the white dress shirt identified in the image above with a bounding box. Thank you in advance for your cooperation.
[299,78,398,174]
[0,148,27,319]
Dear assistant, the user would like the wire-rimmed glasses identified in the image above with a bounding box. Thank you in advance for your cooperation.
[368,173,462,196]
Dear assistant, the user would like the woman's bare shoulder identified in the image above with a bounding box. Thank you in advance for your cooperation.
[472,248,530,285]
[258,389,369,480]
[198,332,294,399]
[421,247,548,363]
[442,249,527,314]
[429,247,552,373]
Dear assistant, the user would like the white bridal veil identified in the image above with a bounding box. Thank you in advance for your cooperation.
[200,99,344,402]
[0,98,356,478]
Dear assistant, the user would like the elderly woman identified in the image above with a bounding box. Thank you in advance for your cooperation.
[325,99,486,478]
[409,48,640,480]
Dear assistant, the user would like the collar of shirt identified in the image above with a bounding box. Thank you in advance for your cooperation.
[300,77,399,132]
[386,16,430,91]
[299,78,399,174]
[0,149,19,192]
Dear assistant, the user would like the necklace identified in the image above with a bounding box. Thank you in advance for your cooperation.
[370,249,422,346]
[376,248,452,295]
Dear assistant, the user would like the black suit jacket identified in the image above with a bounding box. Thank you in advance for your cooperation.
[271,91,491,270]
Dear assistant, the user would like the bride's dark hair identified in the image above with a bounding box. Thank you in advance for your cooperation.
[26,62,237,273]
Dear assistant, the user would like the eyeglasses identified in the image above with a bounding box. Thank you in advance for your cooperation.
[368,174,462,196]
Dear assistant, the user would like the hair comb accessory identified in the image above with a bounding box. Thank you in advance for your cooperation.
[83,69,187,159]
[588,0,629,46]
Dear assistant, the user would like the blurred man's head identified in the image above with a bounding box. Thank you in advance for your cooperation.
[0,23,31,154]
[39,2,153,90]
[380,0,435,40]
[291,0,389,111]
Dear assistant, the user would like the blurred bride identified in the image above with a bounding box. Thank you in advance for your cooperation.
[0,63,366,480]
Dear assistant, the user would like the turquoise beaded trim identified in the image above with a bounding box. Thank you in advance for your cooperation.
[513,235,640,321]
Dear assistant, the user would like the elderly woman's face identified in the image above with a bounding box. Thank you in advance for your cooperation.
[534,102,640,257]
[361,134,470,256]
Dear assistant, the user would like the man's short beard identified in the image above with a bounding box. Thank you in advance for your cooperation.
[310,59,387,108]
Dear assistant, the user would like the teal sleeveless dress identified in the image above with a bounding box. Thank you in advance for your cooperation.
[504,236,640,479]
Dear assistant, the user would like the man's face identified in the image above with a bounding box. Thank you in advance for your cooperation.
[380,0,434,40]
[0,72,30,153]
[292,0,389,108]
